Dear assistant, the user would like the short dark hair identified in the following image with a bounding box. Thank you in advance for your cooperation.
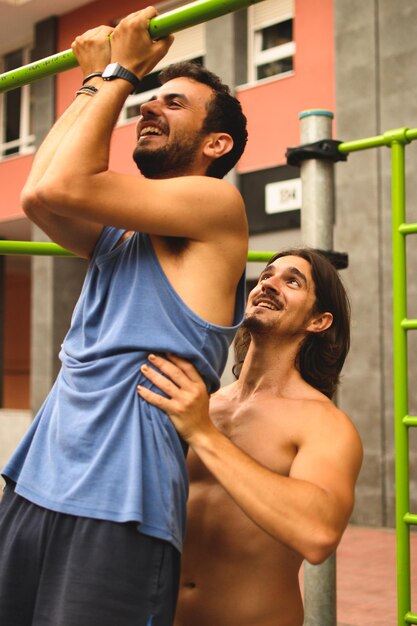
[233,248,351,399]
[158,61,248,179]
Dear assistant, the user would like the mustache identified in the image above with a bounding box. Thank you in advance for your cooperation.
[137,120,169,138]
[252,293,284,310]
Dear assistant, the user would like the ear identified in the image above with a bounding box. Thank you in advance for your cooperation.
[202,132,234,160]
[306,311,333,334]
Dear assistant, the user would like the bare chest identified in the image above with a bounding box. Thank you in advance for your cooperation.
[207,397,299,477]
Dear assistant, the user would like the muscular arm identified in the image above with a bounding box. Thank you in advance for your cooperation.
[21,91,104,258]
[23,10,175,257]
[31,9,246,251]
[138,354,363,565]
[21,26,114,258]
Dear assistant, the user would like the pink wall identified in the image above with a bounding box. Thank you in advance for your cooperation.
[237,0,334,172]
[0,154,33,222]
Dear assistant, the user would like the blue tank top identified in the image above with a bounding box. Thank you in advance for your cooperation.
[3,227,246,551]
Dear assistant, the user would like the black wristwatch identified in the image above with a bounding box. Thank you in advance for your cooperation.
[102,63,141,94]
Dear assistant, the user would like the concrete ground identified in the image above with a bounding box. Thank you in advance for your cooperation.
[336,524,417,626]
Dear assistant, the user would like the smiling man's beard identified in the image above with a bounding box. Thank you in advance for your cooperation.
[242,313,275,336]
[133,131,205,179]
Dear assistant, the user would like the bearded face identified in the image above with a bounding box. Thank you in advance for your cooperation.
[133,124,206,179]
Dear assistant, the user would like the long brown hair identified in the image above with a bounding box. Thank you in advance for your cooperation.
[233,249,351,399]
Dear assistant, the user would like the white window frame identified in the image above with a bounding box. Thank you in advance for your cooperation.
[248,0,295,85]
[0,45,35,160]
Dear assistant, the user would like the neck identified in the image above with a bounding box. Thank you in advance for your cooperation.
[235,334,305,399]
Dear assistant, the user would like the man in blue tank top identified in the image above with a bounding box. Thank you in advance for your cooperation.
[0,7,248,626]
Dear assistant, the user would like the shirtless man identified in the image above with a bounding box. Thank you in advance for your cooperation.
[137,248,363,626]
[0,8,248,626]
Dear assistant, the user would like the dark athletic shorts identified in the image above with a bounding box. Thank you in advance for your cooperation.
[0,481,180,626]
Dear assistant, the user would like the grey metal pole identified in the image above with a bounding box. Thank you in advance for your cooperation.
[299,109,337,626]
[300,109,335,250]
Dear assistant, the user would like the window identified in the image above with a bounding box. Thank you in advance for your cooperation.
[248,0,295,83]
[0,46,35,159]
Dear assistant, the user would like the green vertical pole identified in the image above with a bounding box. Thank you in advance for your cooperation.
[341,128,417,625]
[391,138,411,626]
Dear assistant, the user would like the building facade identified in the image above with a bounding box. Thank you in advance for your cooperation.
[0,0,416,527]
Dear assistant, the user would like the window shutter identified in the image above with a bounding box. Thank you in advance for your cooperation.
[153,24,205,71]
[252,0,293,29]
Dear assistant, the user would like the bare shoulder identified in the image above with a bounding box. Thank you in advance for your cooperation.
[296,391,361,442]
[290,392,363,473]
[269,389,363,527]
[184,175,244,204]
[172,175,247,230]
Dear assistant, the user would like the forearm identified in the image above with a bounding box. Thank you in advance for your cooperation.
[49,80,130,181]
[24,21,124,217]
[22,87,98,202]
[190,427,348,564]
[36,8,173,219]
[22,80,107,256]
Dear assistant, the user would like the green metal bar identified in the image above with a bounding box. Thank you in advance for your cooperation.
[0,241,273,263]
[0,0,264,93]
[391,140,412,626]
[403,415,417,427]
[405,612,417,625]
[401,319,417,330]
[0,241,74,256]
[403,512,417,525]
[338,134,388,153]
[398,223,417,235]
[247,251,275,263]
[405,128,417,141]
[338,127,417,154]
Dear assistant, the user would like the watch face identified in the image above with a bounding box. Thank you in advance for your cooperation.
[103,63,119,78]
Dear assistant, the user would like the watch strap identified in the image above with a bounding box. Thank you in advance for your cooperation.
[103,63,141,94]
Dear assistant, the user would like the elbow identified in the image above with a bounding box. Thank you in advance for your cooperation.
[21,180,71,218]
[303,527,341,565]
[21,184,46,219]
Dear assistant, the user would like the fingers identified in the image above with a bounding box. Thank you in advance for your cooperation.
[147,353,204,388]
[140,361,179,398]
[116,5,158,38]
[153,33,175,55]
[141,5,159,20]
[137,354,211,444]
[165,354,205,384]
[137,384,170,411]
[109,6,174,79]
[72,25,114,48]
[138,354,206,401]
[71,25,113,74]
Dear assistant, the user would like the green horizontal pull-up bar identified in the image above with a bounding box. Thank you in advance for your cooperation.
[0,0,264,94]
[0,241,274,263]
[338,126,417,153]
